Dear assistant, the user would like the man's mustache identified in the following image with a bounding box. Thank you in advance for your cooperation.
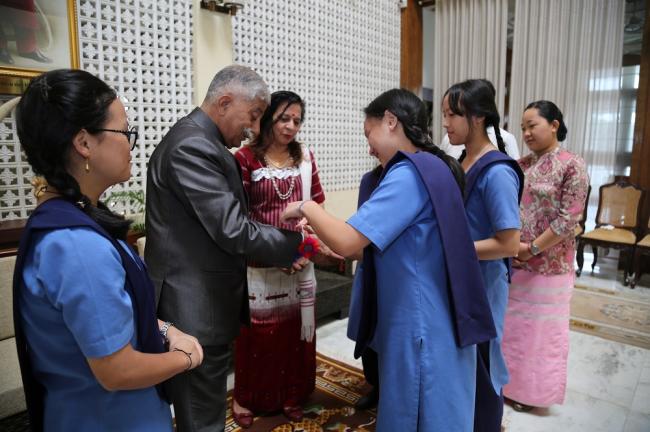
[243,128,255,141]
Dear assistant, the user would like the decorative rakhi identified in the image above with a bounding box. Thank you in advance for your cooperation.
[297,236,320,259]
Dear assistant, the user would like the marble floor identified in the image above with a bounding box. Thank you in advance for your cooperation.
[313,251,650,432]
[314,318,650,432]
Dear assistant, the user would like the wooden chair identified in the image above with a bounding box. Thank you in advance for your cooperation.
[576,180,645,283]
[574,185,591,238]
[574,185,591,272]
[631,217,650,289]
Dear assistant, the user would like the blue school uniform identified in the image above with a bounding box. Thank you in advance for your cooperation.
[348,160,477,431]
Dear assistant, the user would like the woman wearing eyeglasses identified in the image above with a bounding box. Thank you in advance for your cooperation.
[13,69,204,431]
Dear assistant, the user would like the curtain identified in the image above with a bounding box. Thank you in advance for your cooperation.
[508,0,626,222]
[432,0,509,142]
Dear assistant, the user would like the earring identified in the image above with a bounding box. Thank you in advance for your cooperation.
[85,158,90,173]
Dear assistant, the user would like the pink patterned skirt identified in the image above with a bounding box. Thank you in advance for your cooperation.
[502,268,574,407]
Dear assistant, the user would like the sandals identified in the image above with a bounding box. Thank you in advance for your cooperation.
[232,401,254,429]
[283,405,304,422]
[512,402,535,412]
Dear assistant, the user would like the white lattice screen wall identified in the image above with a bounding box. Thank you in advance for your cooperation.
[0,0,193,220]
[233,1,401,191]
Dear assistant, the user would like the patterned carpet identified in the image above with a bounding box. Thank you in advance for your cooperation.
[0,354,375,432]
[226,353,376,431]
[570,284,650,349]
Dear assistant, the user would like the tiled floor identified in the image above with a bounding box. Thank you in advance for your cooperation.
[314,251,650,431]
[315,319,650,432]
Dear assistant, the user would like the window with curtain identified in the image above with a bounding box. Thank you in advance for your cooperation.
[507,0,626,227]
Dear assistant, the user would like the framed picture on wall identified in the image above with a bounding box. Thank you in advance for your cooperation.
[0,0,79,95]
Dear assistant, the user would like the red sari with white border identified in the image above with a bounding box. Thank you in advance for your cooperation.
[233,146,324,411]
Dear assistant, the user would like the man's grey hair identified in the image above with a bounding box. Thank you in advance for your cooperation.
[204,64,270,104]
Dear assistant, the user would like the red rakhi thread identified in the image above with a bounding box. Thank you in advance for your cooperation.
[297,236,320,259]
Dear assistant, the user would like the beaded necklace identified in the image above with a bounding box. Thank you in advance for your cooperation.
[264,155,296,200]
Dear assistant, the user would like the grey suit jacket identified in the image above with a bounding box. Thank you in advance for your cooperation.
[145,108,302,345]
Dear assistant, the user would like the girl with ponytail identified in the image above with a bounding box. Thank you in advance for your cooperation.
[14,69,203,431]
[442,79,523,432]
[281,89,496,431]
[438,79,521,161]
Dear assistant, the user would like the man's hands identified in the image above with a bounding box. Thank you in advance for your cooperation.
[166,326,204,371]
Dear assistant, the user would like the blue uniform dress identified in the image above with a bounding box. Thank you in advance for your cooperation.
[465,162,521,394]
[19,227,173,432]
[348,161,476,431]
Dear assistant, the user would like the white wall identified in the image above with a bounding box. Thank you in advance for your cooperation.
[324,188,359,221]
[192,0,233,105]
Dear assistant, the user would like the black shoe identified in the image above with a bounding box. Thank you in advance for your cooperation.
[0,47,14,64]
[19,49,52,63]
[355,387,379,410]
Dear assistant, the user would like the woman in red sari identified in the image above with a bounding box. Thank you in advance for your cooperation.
[232,91,325,428]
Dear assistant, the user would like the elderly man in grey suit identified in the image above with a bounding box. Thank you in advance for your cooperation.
[145,65,306,431]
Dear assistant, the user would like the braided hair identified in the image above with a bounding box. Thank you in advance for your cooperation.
[443,79,507,161]
[16,69,131,240]
[364,88,465,193]
[249,90,305,166]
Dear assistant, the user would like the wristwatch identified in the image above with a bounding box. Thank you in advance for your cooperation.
[160,321,174,343]
[529,242,541,256]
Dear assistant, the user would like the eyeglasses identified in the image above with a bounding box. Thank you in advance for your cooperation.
[88,126,139,150]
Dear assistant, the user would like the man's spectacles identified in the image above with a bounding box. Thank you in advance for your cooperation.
[88,126,139,150]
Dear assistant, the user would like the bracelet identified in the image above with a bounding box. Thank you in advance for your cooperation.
[298,200,312,216]
[173,347,192,371]
[159,321,174,343]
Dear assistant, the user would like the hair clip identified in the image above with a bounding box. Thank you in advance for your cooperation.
[30,176,48,198]
[35,77,51,101]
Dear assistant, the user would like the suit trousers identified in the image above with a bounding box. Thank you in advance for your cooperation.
[168,344,231,432]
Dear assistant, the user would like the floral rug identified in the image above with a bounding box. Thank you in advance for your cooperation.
[225,353,376,431]
[570,285,650,349]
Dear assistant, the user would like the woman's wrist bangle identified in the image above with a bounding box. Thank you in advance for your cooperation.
[173,347,192,371]
[298,200,312,216]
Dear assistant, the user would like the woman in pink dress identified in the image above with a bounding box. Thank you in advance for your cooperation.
[231,91,325,428]
[502,100,589,411]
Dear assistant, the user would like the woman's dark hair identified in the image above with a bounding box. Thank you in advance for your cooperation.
[443,79,507,159]
[525,100,568,142]
[364,88,465,192]
[16,69,131,240]
[249,90,305,165]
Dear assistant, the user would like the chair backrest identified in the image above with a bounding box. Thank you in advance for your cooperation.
[575,185,592,237]
[596,180,644,229]
[0,255,16,341]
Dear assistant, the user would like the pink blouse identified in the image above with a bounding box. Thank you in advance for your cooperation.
[518,147,589,275]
